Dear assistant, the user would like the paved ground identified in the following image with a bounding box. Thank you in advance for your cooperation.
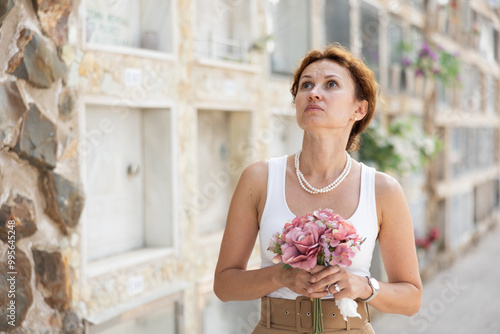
[371,224,500,334]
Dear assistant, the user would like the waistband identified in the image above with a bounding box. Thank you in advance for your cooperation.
[259,296,370,333]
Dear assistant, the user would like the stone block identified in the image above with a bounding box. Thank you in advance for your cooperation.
[32,0,72,46]
[39,171,84,235]
[0,81,27,147]
[7,29,67,88]
[0,0,14,27]
[0,194,37,242]
[13,103,57,170]
[0,248,33,331]
[7,29,34,75]
[32,249,71,311]
[59,87,76,120]
[62,309,83,334]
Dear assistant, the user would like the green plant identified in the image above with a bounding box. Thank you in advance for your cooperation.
[249,34,273,53]
[438,48,461,87]
[360,116,443,175]
[401,42,461,88]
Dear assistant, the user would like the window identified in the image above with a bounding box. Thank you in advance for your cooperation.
[408,0,424,11]
[387,17,404,93]
[360,2,380,80]
[450,128,465,178]
[449,192,473,250]
[88,293,182,333]
[474,180,497,223]
[475,128,495,170]
[196,110,251,234]
[479,17,495,61]
[86,0,173,52]
[194,0,252,62]
[437,81,447,108]
[268,114,302,157]
[85,106,174,261]
[461,65,480,112]
[408,26,424,59]
[486,75,496,115]
[324,0,351,49]
[407,26,423,97]
[269,0,311,75]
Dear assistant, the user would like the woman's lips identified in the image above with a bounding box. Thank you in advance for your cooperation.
[305,104,323,111]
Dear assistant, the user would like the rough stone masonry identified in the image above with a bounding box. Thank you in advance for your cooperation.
[0,0,84,332]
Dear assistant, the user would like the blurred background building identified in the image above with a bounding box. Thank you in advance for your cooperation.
[0,0,499,333]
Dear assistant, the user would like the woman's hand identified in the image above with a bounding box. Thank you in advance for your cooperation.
[306,265,372,300]
[279,265,331,299]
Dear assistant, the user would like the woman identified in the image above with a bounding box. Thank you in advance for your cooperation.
[214,44,422,333]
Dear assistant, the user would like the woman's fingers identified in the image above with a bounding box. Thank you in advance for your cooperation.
[284,266,358,299]
[307,266,350,294]
[309,265,341,282]
[284,268,318,296]
[307,274,341,293]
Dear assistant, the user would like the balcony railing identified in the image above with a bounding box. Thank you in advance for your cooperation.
[194,33,249,63]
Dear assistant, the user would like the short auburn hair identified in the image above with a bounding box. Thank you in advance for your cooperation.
[290,43,380,151]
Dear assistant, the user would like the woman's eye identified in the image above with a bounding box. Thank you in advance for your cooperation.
[301,82,313,89]
[326,80,338,88]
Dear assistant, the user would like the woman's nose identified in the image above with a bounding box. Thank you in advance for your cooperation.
[308,87,322,100]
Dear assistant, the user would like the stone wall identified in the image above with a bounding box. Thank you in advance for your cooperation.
[0,0,84,332]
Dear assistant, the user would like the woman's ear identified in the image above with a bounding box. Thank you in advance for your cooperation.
[353,100,368,121]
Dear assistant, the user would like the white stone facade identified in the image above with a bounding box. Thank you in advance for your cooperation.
[0,0,499,333]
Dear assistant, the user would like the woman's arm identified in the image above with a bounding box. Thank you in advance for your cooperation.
[214,161,325,302]
[305,172,423,316]
[367,172,423,316]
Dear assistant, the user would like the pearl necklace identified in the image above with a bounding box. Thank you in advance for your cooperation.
[294,151,352,194]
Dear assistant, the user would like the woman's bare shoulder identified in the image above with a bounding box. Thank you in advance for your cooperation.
[235,160,269,198]
[374,171,403,196]
[229,160,270,221]
[241,160,269,179]
[238,160,269,187]
[374,171,410,225]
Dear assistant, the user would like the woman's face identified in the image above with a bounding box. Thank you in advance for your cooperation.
[295,59,366,133]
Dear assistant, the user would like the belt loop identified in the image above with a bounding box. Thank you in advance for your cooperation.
[345,317,351,330]
[266,297,271,329]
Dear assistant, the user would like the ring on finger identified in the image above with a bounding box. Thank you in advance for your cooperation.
[334,283,340,293]
[326,284,332,293]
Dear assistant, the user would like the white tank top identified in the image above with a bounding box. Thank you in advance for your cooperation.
[258,155,379,299]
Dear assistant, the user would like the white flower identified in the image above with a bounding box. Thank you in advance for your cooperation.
[335,298,362,322]
[423,138,436,155]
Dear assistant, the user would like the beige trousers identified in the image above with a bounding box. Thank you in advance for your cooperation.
[252,297,376,334]
[252,322,376,334]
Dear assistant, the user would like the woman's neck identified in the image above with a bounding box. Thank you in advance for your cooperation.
[299,131,349,179]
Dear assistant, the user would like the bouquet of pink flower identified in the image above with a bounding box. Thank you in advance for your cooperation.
[268,208,365,333]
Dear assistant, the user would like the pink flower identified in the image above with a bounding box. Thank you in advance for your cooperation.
[291,216,309,228]
[268,232,284,255]
[329,243,355,267]
[315,208,343,225]
[330,221,358,244]
[269,208,364,271]
[281,222,322,270]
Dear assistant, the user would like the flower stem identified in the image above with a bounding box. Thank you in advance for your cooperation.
[312,297,324,334]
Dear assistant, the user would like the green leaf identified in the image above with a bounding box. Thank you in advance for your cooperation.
[282,264,292,269]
